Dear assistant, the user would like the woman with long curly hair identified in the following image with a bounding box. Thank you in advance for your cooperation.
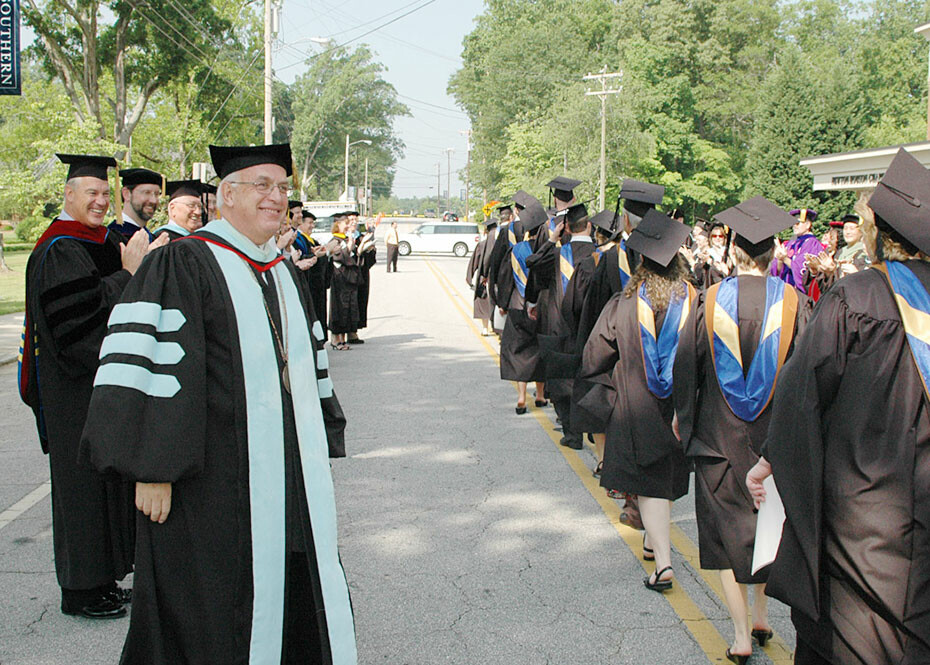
[575,209,694,592]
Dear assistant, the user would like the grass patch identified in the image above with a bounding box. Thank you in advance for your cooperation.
[0,251,28,314]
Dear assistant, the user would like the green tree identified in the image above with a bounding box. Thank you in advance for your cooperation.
[21,0,246,146]
[743,47,868,226]
[280,45,409,200]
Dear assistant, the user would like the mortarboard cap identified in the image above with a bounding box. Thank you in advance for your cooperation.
[788,208,818,223]
[120,167,163,190]
[496,203,513,214]
[288,200,304,209]
[519,200,549,232]
[620,179,665,205]
[590,209,621,235]
[301,210,316,220]
[841,214,860,225]
[512,190,532,210]
[713,196,796,257]
[209,143,293,180]
[547,176,581,203]
[166,180,205,201]
[202,183,218,195]
[828,219,845,228]
[564,202,588,226]
[868,147,930,255]
[57,154,117,181]
[625,209,690,267]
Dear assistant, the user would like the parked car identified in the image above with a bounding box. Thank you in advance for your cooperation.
[397,222,480,257]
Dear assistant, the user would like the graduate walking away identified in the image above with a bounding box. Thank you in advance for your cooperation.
[20,154,162,619]
[81,143,357,665]
[675,197,811,664]
[747,149,930,665]
[576,210,693,593]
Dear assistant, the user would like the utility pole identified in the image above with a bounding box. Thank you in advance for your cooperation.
[583,66,623,211]
[436,162,441,215]
[460,129,471,222]
[263,0,280,144]
[364,158,369,217]
[445,148,454,213]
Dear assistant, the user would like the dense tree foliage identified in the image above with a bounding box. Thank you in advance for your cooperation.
[449,0,930,223]
[0,4,407,220]
[275,45,409,201]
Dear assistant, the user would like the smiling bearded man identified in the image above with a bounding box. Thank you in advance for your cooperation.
[80,143,357,665]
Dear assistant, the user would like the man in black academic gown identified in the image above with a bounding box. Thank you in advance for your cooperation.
[747,148,930,664]
[81,143,357,664]
[21,154,156,619]
[154,180,206,240]
[109,167,163,241]
[526,202,596,448]
[350,212,376,344]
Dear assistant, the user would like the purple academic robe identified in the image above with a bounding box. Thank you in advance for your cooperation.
[770,234,823,291]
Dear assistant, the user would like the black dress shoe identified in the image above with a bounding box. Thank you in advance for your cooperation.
[559,436,583,450]
[347,338,365,344]
[61,597,127,620]
[106,587,132,604]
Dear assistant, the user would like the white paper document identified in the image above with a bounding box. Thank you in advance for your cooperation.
[751,475,786,575]
[493,308,507,332]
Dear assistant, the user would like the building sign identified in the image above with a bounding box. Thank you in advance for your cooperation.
[830,172,885,188]
[0,0,20,95]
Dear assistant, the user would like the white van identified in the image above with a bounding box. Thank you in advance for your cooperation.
[397,221,481,257]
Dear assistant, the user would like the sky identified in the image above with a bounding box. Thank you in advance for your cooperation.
[273,0,485,201]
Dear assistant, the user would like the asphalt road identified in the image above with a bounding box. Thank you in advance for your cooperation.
[0,252,796,664]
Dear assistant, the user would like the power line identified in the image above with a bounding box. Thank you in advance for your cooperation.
[397,93,466,116]
[275,0,440,74]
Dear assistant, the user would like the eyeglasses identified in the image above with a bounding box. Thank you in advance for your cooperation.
[179,201,203,211]
[227,180,292,196]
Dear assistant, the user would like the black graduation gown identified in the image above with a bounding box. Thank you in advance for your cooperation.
[329,238,360,335]
[296,233,332,334]
[673,276,811,583]
[108,219,154,241]
[80,227,353,665]
[468,237,492,320]
[355,238,376,330]
[576,290,691,500]
[526,238,596,399]
[486,222,514,313]
[496,221,545,382]
[24,223,135,590]
[762,264,930,665]
[576,242,640,353]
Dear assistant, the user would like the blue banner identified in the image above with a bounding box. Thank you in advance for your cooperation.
[0,0,20,96]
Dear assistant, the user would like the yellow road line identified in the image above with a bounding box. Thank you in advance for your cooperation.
[426,259,739,663]
[428,258,795,663]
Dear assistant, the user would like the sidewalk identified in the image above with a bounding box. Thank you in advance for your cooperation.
[0,311,23,366]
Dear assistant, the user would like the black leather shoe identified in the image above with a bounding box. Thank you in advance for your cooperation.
[559,436,583,450]
[61,597,127,619]
[347,338,365,344]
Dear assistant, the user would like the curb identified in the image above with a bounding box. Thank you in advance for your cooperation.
[0,353,18,367]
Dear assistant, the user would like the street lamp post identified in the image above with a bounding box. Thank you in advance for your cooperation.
[344,135,372,204]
